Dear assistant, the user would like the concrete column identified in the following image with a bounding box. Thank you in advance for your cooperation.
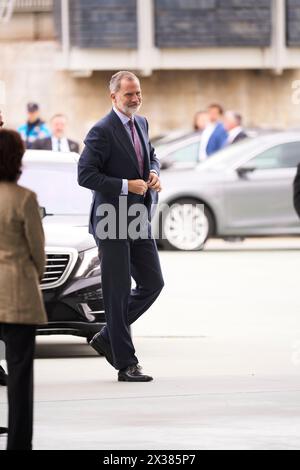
[271,0,287,75]
[61,0,70,67]
[137,0,156,76]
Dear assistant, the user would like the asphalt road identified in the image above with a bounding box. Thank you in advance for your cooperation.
[1,238,300,450]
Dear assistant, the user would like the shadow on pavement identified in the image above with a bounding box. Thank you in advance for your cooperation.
[35,342,100,359]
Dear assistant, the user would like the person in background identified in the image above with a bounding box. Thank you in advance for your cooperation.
[18,102,50,149]
[32,113,79,153]
[199,103,228,160]
[224,111,248,145]
[0,129,47,450]
[193,110,208,132]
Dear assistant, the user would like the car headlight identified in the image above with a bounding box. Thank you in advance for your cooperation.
[74,247,100,279]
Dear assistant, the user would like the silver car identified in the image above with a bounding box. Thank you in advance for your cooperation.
[153,132,300,251]
[156,128,266,170]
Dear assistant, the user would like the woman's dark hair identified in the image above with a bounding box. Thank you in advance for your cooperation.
[0,129,25,182]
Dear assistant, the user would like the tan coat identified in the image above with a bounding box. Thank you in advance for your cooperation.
[0,182,47,325]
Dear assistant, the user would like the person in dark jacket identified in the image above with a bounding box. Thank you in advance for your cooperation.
[78,71,164,382]
[17,103,50,149]
[224,111,248,145]
[0,129,47,450]
[32,113,79,153]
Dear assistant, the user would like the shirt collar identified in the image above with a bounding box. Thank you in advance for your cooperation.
[52,136,66,142]
[113,106,134,126]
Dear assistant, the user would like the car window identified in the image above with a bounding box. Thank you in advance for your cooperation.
[197,137,268,171]
[248,142,300,170]
[167,141,200,163]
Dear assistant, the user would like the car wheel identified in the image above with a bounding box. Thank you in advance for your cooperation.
[160,198,214,251]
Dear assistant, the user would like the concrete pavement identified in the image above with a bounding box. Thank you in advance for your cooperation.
[1,238,300,450]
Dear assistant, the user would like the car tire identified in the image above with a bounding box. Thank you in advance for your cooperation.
[159,198,214,251]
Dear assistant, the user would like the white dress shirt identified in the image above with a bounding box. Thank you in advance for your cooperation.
[199,123,216,161]
[52,136,70,152]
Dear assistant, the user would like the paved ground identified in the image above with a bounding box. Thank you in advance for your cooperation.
[1,238,300,450]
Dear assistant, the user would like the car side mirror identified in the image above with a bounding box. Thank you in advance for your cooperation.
[160,158,173,170]
[236,166,256,178]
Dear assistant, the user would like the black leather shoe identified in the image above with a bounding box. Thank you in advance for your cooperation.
[0,427,8,434]
[89,331,114,366]
[118,365,153,382]
[0,366,7,386]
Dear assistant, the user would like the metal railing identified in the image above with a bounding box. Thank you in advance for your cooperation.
[14,0,53,11]
[41,248,78,290]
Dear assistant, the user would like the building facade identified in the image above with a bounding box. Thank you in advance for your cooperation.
[0,0,300,143]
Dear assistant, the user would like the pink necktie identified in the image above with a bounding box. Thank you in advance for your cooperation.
[128,119,144,176]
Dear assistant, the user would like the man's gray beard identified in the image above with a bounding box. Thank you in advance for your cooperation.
[122,104,141,116]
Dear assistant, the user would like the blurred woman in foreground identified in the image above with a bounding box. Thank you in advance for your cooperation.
[0,127,47,450]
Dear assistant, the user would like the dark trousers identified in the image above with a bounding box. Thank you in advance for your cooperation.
[99,238,164,370]
[0,365,6,382]
[0,323,36,450]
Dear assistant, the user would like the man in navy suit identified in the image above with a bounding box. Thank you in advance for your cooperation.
[78,71,164,382]
[199,103,228,160]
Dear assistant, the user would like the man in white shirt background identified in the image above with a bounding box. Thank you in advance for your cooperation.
[32,113,79,153]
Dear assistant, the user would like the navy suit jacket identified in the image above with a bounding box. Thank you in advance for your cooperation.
[206,122,228,157]
[232,130,248,144]
[78,110,160,243]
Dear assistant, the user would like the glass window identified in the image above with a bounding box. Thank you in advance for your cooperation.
[197,137,266,171]
[248,142,300,170]
[19,161,91,215]
[168,141,200,164]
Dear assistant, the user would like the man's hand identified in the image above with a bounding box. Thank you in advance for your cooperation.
[128,179,148,195]
[147,172,162,192]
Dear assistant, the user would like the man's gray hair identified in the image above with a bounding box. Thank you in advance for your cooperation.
[109,71,140,94]
[225,110,242,126]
